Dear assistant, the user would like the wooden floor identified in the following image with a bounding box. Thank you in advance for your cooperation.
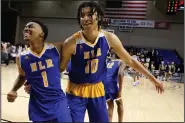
[1,64,184,122]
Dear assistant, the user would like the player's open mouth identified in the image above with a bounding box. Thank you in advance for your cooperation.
[24,31,32,37]
[84,23,92,26]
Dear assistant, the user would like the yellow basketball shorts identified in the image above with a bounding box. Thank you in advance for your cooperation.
[66,81,109,122]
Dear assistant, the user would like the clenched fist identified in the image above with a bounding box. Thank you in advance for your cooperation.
[7,91,17,102]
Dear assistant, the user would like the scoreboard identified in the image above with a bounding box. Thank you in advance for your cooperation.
[167,0,178,13]
[166,0,184,14]
[178,0,184,10]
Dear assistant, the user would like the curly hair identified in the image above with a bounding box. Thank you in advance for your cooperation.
[77,1,104,30]
[30,20,48,41]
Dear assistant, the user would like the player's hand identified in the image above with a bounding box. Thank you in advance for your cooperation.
[24,82,31,94]
[151,79,164,94]
[7,91,17,102]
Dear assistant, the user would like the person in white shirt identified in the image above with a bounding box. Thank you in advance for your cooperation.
[132,53,140,86]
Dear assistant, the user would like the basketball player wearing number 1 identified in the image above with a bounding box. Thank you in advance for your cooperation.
[7,20,72,122]
[60,1,164,122]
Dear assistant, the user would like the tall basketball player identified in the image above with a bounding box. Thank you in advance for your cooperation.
[103,51,126,122]
[59,1,164,122]
[7,20,72,122]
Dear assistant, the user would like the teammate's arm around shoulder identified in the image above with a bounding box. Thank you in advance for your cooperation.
[104,31,164,94]
[60,36,76,72]
[7,56,26,102]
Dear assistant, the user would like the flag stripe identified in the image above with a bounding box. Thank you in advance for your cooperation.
[105,15,146,19]
[121,5,147,8]
[105,1,147,20]
[122,4,147,7]
[105,8,146,12]
[105,16,145,20]
[105,11,146,15]
[122,1,147,4]
[105,13,146,16]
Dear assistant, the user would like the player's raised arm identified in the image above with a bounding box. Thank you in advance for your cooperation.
[104,31,164,93]
[60,36,76,72]
[7,56,26,102]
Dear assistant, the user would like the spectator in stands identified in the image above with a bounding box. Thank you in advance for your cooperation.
[165,62,172,81]
[129,46,134,54]
[151,61,155,72]
[144,49,148,56]
[136,52,141,57]
[144,58,150,70]
[11,45,17,62]
[179,63,184,83]
[170,62,176,74]
[140,53,145,61]
[156,56,163,70]
[1,42,9,67]
[6,44,14,63]
[159,61,166,81]
[132,52,140,86]
[140,58,145,64]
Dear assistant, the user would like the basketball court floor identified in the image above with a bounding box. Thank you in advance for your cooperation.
[1,64,184,122]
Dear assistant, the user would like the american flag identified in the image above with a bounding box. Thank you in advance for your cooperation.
[104,1,148,20]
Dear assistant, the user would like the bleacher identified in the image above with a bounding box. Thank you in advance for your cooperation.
[124,46,183,65]
[156,49,182,65]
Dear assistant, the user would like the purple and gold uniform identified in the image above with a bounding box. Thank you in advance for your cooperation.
[103,60,121,101]
[66,30,110,122]
[20,43,72,122]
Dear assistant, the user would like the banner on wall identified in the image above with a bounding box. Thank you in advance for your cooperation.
[110,19,155,28]
[154,21,170,29]
[110,19,170,29]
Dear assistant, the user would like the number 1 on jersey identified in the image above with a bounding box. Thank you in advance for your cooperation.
[41,71,49,87]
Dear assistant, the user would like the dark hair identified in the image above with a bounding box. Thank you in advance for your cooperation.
[30,20,48,41]
[77,1,104,30]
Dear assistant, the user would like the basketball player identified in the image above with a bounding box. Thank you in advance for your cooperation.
[59,1,164,122]
[103,51,126,122]
[7,20,72,122]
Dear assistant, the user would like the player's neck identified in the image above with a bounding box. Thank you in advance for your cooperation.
[30,42,45,54]
[82,27,99,43]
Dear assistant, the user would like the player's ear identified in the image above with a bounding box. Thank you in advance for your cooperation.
[40,32,44,36]
[40,32,44,37]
